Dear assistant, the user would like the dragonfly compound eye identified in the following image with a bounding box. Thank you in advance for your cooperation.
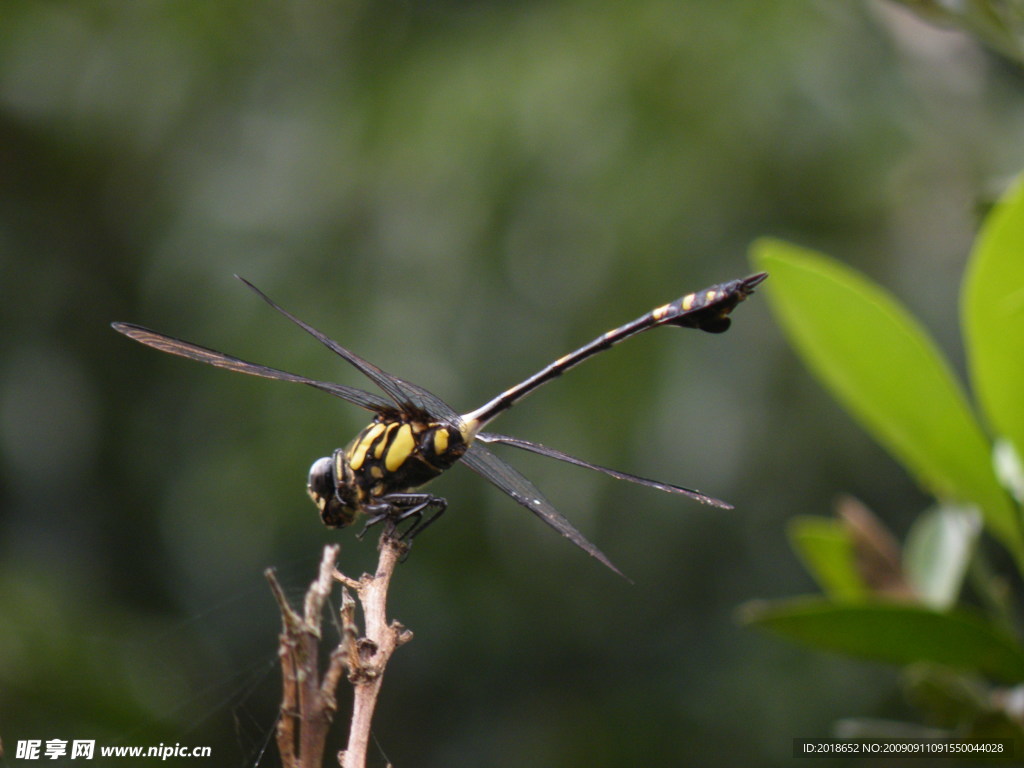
[306,456,336,512]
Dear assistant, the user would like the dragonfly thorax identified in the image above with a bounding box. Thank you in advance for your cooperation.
[306,414,468,528]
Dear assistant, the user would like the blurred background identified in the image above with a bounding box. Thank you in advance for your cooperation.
[3,1,1024,766]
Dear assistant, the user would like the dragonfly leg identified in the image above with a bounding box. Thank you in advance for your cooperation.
[381,493,448,541]
[356,510,388,540]
[355,501,393,540]
[356,494,447,546]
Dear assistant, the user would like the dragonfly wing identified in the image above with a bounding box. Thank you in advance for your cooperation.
[111,322,395,413]
[461,443,628,580]
[236,276,432,415]
[389,375,463,425]
[476,432,732,509]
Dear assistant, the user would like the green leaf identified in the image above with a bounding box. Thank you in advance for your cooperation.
[788,516,866,602]
[964,176,1024,467]
[994,439,1024,506]
[740,598,1024,683]
[903,505,980,610]
[751,239,1020,558]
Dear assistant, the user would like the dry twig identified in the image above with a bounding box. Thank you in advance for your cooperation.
[266,530,412,768]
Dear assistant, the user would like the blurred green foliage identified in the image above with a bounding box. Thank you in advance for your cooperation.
[753,239,1017,553]
[747,177,1024,747]
[4,1,1024,766]
[890,0,1024,65]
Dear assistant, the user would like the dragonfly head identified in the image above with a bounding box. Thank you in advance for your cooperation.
[307,455,357,527]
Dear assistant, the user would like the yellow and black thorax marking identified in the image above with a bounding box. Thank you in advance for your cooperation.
[339,414,468,506]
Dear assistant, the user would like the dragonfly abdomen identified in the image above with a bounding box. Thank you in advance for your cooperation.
[462,272,767,431]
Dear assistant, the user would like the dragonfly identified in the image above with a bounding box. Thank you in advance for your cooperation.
[112,272,766,577]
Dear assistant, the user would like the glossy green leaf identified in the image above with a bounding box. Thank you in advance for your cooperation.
[751,239,1020,558]
[740,598,1024,683]
[964,177,1024,467]
[788,516,866,601]
[903,505,980,610]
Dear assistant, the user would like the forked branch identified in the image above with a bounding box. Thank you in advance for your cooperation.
[266,531,412,768]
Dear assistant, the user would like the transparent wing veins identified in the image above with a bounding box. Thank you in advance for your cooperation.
[461,443,629,580]
[235,276,461,424]
[111,322,395,413]
[476,432,732,509]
